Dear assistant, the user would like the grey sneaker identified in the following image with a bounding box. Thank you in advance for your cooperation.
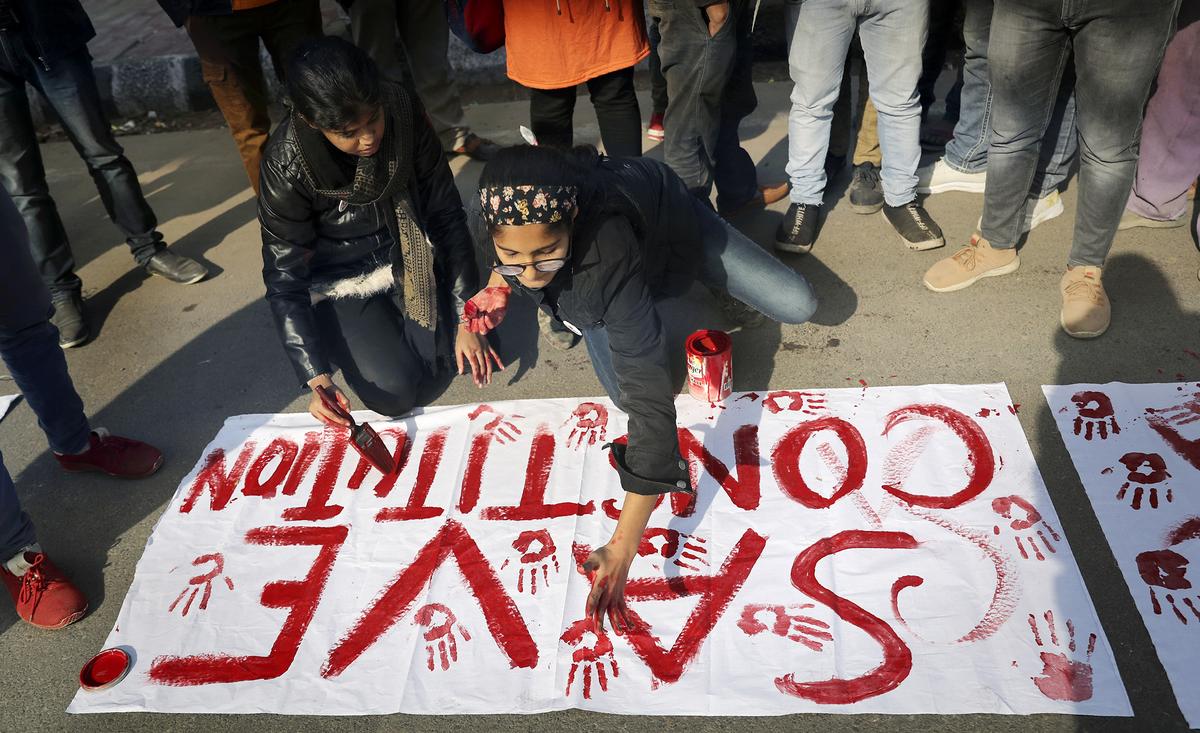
[537,309,578,350]
[50,292,89,349]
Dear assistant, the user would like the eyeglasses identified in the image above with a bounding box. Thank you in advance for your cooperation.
[491,257,568,277]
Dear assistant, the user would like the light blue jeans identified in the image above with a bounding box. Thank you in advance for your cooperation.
[785,0,928,207]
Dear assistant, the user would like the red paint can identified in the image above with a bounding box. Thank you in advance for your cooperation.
[685,329,732,403]
[80,647,132,691]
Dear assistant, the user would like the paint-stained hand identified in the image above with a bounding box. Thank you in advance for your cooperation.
[456,325,505,388]
[307,377,352,427]
[582,545,636,635]
[463,286,511,335]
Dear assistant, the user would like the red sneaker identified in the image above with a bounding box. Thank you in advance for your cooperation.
[2,551,88,629]
[55,429,163,478]
[647,112,665,142]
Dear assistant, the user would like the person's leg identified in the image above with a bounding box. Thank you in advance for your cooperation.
[1067,0,1179,267]
[692,199,818,324]
[1030,65,1078,198]
[0,46,78,297]
[586,66,643,158]
[856,0,928,207]
[852,95,881,168]
[828,62,854,161]
[27,49,163,266]
[0,319,91,455]
[712,0,760,212]
[258,0,322,83]
[651,0,737,199]
[528,85,578,151]
[648,16,668,116]
[979,0,1070,250]
[395,0,472,151]
[316,293,428,417]
[186,12,273,192]
[0,452,37,564]
[917,0,957,118]
[1125,5,1200,224]
[581,325,622,407]
[941,0,992,173]
[784,0,856,205]
[348,0,405,81]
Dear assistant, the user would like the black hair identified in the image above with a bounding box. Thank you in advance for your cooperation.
[286,37,382,131]
[477,145,642,242]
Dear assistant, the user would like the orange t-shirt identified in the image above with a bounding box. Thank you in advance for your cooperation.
[232,0,280,10]
[503,0,649,90]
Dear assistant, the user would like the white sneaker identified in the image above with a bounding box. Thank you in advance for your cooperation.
[916,159,987,195]
[976,190,1065,233]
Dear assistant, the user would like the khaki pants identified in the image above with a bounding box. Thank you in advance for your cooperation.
[186,0,322,192]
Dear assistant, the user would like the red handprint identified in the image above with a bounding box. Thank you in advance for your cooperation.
[506,529,559,595]
[1115,452,1173,509]
[1070,391,1120,440]
[168,553,235,616]
[561,618,619,699]
[1025,610,1097,702]
[468,404,524,445]
[414,603,471,671]
[637,528,709,572]
[991,495,1062,562]
[462,285,511,335]
[563,402,608,449]
[737,603,833,652]
[763,391,828,416]
[1136,549,1200,625]
[1146,391,1200,472]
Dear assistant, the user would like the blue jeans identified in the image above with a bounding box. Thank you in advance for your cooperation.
[0,38,163,296]
[584,200,818,405]
[981,0,1180,263]
[785,0,927,207]
[943,0,1077,199]
[0,452,35,562]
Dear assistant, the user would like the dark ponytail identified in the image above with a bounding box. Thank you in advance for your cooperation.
[286,37,382,131]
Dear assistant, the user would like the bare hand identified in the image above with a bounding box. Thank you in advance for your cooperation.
[307,377,352,427]
[462,285,511,335]
[704,1,730,37]
[456,325,505,388]
[582,544,636,635]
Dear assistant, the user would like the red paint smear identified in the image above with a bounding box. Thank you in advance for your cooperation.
[481,427,594,520]
[601,494,665,521]
[282,431,321,496]
[736,392,760,402]
[180,441,257,513]
[242,438,299,499]
[1184,349,1200,362]
[775,530,917,704]
[347,428,411,496]
[1166,516,1200,548]
[459,432,493,513]
[672,425,760,517]
[977,408,994,418]
[901,504,1018,643]
[772,417,868,509]
[1147,412,1200,472]
[323,519,538,677]
[375,428,448,521]
[881,404,996,509]
[817,441,882,528]
[1008,404,1021,415]
[149,524,348,685]
[282,427,347,522]
[889,575,924,632]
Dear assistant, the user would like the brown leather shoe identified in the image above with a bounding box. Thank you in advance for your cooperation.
[718,183,791,218]
[452,133,500,162]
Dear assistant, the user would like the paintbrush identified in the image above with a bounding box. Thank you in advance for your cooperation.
[314,385,396,475]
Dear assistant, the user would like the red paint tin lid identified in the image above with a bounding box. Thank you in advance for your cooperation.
[79,648,131,691]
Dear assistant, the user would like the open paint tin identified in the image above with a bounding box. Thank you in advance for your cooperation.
[79,647,132,691]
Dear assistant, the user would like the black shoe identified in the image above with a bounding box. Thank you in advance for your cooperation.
[50,292,90,349]
[775,203,821,254]
[144,249,208,284]
[848,163,884,214]
[710,287,765,329]
[824,153,846,182]
[882,200,945,251]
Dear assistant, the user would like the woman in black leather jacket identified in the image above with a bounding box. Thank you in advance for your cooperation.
[259,38,500,425]
[464,144,818,634]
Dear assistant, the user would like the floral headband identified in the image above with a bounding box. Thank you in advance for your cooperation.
[480,185,578,226]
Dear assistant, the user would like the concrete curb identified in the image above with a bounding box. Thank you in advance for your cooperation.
[32,4,790,124]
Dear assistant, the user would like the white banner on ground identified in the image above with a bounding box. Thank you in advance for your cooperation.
[0,394,19,422]
[70,385,1129,717]
[1044,382,1200,727]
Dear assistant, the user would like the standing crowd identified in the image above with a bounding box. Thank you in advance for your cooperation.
[0,0,1196,641]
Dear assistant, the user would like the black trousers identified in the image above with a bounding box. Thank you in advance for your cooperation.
[313,291,429,417]
[527,66,642,157]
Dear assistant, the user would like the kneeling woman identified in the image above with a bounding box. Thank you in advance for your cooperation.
[260,38,500,425]
[465,145,818,630]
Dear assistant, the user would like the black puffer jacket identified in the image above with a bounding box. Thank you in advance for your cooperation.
[259,99,478,385]
[501,156,703,496]
[5,0,95,68]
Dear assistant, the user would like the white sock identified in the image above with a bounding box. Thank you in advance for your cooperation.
[4,544,42,577]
